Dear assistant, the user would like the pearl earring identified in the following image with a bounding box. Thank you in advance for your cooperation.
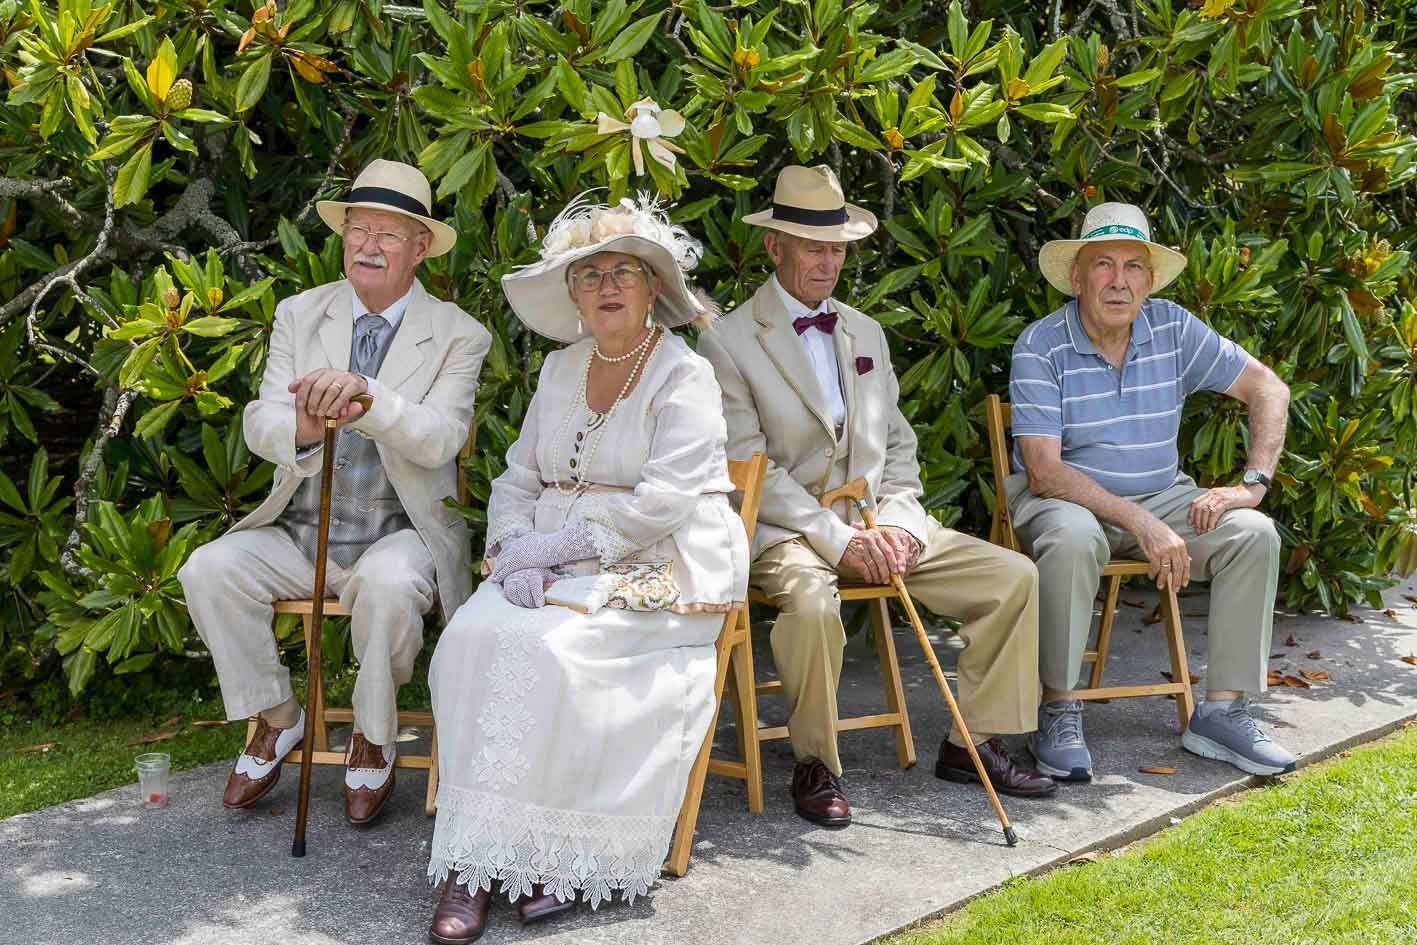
[577,319,583,335]
[644,307,653,329]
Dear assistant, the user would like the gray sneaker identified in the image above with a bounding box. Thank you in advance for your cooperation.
[1182,697,1296,776]
[1029,700,1093,781]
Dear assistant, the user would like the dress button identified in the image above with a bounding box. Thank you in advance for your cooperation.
[824,447,834,458]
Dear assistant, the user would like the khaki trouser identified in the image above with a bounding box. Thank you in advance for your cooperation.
[1005,472,1280,696]
[178,526,436,746]
[751,518,1041,777]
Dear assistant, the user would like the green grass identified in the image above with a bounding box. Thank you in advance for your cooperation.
[891,722,1417,945]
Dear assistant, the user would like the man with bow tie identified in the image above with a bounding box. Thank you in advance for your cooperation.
[698,165,1054,828]
[179,160,490,825]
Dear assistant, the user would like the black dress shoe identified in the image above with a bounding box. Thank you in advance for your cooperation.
[791,760,852,827]
[935,737,1058,798]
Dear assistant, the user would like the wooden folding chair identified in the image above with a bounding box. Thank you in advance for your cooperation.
[984,394,1194,728]
[666,452,768,877]
[253,421,478,817]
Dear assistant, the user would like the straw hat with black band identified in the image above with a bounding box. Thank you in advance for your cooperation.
[317,159,458,257]
[743,164,878,242]
[1037,202,1188,296]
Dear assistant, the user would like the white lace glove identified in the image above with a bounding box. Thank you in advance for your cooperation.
[489,521,597,583]
[499,567,557,609]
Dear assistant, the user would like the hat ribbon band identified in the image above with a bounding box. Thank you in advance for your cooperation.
[771,203,849,226]
[345,186,432,219]
[1082,223,1147,241]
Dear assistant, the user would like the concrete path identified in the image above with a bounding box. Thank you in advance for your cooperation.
[5,575,1416,945]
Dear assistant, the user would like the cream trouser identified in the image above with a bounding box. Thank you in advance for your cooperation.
[751,517,1041,777]
[1005,472,1280,696]
[178,526,436,746]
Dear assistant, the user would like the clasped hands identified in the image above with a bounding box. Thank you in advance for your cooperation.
[489,522,597,609]
[290,369,369,447]
[839,523,922,585]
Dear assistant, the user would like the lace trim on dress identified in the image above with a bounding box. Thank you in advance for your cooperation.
[576,493,640,564]
[427,782,677,910]
[483,519,531,559]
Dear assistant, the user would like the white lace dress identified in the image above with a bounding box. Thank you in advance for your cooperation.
[426,333,748,907]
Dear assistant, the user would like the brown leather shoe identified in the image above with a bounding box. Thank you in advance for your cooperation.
[429,878,491,945]
[935,737,1057,798]
[344,732,396,825]
[514,884,574,924]
[791,760,852,827]
[223,714,303,809]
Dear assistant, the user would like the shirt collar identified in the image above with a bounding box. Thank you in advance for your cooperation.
[769,274,833,321]
[350,282,415,330]
[1064,298,1154,356]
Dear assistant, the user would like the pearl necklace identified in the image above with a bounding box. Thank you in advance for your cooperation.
[549,328,663,496]
[591,325,655,363]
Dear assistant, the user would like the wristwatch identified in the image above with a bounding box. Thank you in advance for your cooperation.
[1241,468,1272,491]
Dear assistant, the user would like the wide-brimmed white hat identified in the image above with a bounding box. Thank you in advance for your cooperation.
[743,165,878,242]
[1038,202,1187,295]
[501,194,715,344]
[317,159,457,257]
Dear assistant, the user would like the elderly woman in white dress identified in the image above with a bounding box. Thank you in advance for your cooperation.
[426,196,749,944]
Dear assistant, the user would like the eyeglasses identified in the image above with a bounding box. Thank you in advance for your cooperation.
[343,223,414,251]
[568,264,648,294]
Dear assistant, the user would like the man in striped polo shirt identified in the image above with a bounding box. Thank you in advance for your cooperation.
[1007,203,1296,780]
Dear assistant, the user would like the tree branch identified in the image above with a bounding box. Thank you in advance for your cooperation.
[60,385,140,580]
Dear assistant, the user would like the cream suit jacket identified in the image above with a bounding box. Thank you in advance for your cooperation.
[697,280,930,565]
[233,279,491,619]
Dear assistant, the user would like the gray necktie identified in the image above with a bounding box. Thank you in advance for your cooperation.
[352,313,389,375]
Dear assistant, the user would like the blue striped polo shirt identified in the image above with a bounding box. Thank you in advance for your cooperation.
[1009,297,1249,497]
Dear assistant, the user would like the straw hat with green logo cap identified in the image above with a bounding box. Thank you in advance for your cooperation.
[1038,202,1188,295]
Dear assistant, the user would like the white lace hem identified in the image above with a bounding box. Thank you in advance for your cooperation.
[483,519,531,558]
[427,782,676,910]
[577,494,640,564]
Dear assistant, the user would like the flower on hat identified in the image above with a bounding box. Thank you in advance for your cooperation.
[539,192,703,274]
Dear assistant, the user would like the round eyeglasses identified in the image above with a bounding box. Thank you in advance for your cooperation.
[568,264,649,294]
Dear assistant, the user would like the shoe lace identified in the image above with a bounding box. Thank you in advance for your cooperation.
[1042,700,1085,748]
[1222,697,1272,743]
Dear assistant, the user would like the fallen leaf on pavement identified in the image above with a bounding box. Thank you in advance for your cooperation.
[1307,650,1323,659]
[1281,674,1312,688]
[1285,634,1299,646]
[1401,654,1417,667]
[1143,606,1163,625]
[1138,766,1178,775]
[1269,652,1286,659]
[1267,670,1286,686]
[1121,599,1145,609]
[1342,614,1363,624]
[1385,609,1399,618]
[1301,670,1331,682]
[1160,670,1201,684]
[18,742,56,753]
[1068,851,1102,865]
[126,731,178,746]
[1404,594,1417,605]
[269,808,284,816]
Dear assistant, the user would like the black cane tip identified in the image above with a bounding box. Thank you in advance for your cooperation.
[292,838,306,858]
[1004,826,1019,847]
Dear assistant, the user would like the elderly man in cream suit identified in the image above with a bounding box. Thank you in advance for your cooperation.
[179,160,491,825]
[698,165,1054,828]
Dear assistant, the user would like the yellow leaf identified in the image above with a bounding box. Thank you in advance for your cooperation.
[948,89,962,124]
[1006,78,1030,102]
[146,37,177,103]
[1199,0,1235,19]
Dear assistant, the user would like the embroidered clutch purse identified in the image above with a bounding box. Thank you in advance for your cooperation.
[544,562,681,614]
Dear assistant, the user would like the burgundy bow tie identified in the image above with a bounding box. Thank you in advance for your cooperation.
[792,311,838,335]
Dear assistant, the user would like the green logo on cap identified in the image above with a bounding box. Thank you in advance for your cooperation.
[1082,223,1147,241]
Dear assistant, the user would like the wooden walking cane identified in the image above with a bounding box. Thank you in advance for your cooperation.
[821,477,1020,847]
[292,393,372,858]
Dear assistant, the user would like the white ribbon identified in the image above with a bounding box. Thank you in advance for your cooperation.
[595,97,686,177]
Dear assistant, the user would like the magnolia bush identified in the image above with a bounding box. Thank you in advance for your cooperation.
[1,0,1414,702]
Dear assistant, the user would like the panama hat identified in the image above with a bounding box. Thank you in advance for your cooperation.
[1038,202,1187,295]
[501,194,717,345]
[317,159,457,257]
[742,164,878,242]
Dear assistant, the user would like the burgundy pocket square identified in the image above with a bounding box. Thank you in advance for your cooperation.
[856,356,873,375]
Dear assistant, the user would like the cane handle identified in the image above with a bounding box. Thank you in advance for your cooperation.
[818,476,869,511]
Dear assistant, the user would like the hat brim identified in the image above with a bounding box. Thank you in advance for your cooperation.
[1038,237,1188,296]
[742,203,878,242]
[500,235,706,345]
[317,200,458,257]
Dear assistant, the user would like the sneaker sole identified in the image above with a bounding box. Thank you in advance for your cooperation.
[1182,730,1296,776]
[1029,754,1093,782]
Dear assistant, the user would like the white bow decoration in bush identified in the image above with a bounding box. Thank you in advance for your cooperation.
[596,97,686,177]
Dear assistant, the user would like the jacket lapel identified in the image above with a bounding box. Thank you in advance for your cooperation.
[376,280,433,392]
[831,309,858,449]
[753,285,836,441]
[318,284,353,370]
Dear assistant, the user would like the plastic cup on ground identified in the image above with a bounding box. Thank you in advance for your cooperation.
[134,752,171,808]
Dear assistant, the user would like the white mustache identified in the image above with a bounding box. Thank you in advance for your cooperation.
[353,252,387,268]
